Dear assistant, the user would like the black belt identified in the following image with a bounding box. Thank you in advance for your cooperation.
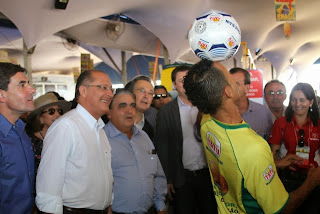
[185,168,209,177]
[63,206,108,214]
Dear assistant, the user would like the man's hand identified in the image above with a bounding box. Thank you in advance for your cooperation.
[157,210,166,214]
[167,184,175,201]
[275,154,305,169]
[107,205,112,214]
[305,164,320,187]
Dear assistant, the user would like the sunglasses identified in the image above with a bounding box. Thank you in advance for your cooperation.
[153,94,168,99]
[297,129,305,147]
[42,108,63,116]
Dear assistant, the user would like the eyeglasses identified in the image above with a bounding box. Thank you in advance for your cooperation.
[42,108,63,116]
[86,85,115,93]
[136,88,154,96]
[297,129,305,147]
[267,90,285,96]
[153,94,168,99]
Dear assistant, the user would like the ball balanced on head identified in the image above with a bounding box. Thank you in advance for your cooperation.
[188,10,241,61]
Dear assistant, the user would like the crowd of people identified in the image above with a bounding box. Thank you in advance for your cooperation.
[1,60,320,214]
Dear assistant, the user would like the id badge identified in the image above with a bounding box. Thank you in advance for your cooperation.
[296,145,310,167]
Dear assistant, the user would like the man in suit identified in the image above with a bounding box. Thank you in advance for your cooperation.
[155,65,217,214]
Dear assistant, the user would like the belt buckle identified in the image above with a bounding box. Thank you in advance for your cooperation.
[192,170,199,176]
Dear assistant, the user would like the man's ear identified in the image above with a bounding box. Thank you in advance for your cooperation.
[245,84,250,94]
[0,89,7,103]
[78,85,87,98]
[224,86,233,98]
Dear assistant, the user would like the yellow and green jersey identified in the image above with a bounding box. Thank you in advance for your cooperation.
[201,114,289,214]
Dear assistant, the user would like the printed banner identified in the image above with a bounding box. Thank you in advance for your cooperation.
[275,0,296,21]
[81,53,90,73]
[247,70,263,98]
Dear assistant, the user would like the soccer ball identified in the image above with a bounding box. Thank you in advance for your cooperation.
[188,10,241,61]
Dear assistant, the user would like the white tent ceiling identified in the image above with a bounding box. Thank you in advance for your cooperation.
[0,0,320,77]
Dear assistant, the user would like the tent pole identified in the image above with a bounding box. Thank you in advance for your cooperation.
[23,40,36,85]
[163,44,170,65]
[121,51,127,85]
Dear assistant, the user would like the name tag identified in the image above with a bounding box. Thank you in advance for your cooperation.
[296,145,310,167]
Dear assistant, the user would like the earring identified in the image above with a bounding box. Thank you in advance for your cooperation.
[310,106,313,112]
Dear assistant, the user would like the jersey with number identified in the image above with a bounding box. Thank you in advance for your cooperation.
[201,114,289,214]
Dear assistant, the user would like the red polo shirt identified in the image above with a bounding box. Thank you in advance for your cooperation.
[269,116,320,167]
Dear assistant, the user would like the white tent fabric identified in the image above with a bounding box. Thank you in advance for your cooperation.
[1,0,320,76]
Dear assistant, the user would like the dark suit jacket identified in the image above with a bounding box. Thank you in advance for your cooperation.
[155,98,186,188]
[143,118,154,142]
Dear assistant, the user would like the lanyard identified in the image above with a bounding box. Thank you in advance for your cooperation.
[292,121,312,146]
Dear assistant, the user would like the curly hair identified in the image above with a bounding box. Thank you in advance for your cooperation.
[184,59,229,115]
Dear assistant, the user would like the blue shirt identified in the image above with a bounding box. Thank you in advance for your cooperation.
[104,122,167,214]
[242,100,273,141]
[0,114,35,214]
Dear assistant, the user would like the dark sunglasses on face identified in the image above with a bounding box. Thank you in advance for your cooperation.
[153,94,168,99]
[42,108,63,116]
[298,129,305,147]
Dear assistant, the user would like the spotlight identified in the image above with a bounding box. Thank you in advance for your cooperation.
[55,0,69,10]
[255,48,262,55]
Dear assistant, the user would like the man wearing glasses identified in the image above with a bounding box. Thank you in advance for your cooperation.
[264,80,287,122]
[125,75,155,141]
[183,59,320,214]
[36,70,114,214]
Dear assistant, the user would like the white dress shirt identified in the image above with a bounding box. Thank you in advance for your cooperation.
[36,104,113,213]
[178,96,207,171]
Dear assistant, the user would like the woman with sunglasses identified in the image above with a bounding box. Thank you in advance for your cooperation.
[269,83,320,213]
[25,92,71,174]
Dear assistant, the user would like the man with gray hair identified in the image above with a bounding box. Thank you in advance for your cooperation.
[264,79,287,122]
[104,89,166,214]
[36,70,114,213]
[125,75,155,141]
[183,59,320,214]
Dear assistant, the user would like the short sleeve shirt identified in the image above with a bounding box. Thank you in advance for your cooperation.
[201,114,289,214]
[269,116,320,167]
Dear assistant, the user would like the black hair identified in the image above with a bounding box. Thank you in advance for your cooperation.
[285,82,319,126]
[229,67,251,85]
[184,59,229,114]
[0,63,26,90]
[171,65,191,82]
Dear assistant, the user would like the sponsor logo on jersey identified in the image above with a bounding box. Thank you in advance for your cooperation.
[207,132,221,157]
[311,132,319,140]
[263,164,275,184]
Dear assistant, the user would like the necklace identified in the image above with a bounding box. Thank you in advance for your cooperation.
[38,131,44,140]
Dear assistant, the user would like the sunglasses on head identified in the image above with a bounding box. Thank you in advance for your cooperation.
[153,94,168,99]
[298,129,305,147]
[41,108,63,116]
